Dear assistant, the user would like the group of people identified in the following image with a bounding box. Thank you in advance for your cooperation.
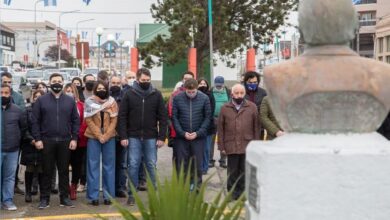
[3,67,389,212]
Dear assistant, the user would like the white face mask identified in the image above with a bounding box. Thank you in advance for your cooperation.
[65,92,74,98]
[128,79,135,86]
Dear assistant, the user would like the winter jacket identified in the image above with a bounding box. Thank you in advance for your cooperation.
[260,96,282,139]
[168,87,186,138]
[378,112,390,140]
[217,100,259,155]
[85,107,118,141]
[118,83,168,141]
[21,106,42,166]
[11,90,25,111]
[244,86,267,110]
[212,87,230,117]
[1,103,30,152]
[172,91,212,139]
[202,90,216,135]
[31,92,80,142]
[77,101,88,147]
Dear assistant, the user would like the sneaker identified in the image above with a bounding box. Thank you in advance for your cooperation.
[60,198,75,208]
[208,160,215,168]
[104,199,112,205]
[219,161,227,169]
[38,199,50,209]
[127,197,135,206]
[2,202,17,211]
[115,190,127,198]
[138,181,147,191]
[70,184,77,200]
[90,200,99,206]
[14,186,25,195]
[77,184,86,193]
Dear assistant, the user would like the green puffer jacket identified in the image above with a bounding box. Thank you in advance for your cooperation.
[260,96,282,140]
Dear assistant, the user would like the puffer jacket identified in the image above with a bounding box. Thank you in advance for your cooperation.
[172,91,211,139]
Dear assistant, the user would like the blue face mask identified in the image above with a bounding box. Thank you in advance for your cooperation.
[246,83,258,91]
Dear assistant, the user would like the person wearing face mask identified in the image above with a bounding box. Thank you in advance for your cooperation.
[64,83,88,200]
[72,77,85,102]
[172,79,211,189]
[1,83,30,211]
[210,76,231,169]
[122,71,136,92]
[35,82,48,94]
[31,73,80,209]
[20,90,45,203]
[197,78,216,175]
[83,74,96,100]
[84,81,118,206]
[118,68,168,206]
[217,84,259,200]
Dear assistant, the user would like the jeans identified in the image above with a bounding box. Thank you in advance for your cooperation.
[115,140,127,193]
[174,138,205,186]
[127,138,157,197]
[86,138,116,201]
[40,140,70,201]
[202,135,212,173]
[1,151,18,203]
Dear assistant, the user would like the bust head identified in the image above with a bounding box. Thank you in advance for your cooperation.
[298,0,358,46]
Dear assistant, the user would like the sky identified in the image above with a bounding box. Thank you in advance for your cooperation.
[0,0,299,46]
[0,0,158,45]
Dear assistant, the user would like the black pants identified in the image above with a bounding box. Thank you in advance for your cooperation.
[174,138,205,185]
[227,154,246,198]
[70,147,86,185]
[40,140,71,200]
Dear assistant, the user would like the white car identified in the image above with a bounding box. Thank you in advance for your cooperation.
[42,71,70,86]
[60,68,81,79]
[26,69,45,87]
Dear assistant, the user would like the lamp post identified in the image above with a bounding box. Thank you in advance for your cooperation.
[107,34,115,73]
[75,19,94,71]
[118,39,124,76]
[208,0,214,84]
[95,27,104,71]
[76,19,94,41]
[58,10,79,68]
[124,41,131,72]
[34,0,44,66]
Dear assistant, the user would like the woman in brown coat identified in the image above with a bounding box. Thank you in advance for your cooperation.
[217,84,259,200]
[84,81,118,206]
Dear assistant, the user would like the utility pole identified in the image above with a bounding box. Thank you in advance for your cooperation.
[208,0,214,85]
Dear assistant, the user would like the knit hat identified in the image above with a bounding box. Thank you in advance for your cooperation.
[214,76,225,86]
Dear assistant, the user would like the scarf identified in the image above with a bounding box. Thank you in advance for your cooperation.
[84,96,118,118]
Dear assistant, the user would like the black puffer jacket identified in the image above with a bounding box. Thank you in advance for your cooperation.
[1,103,30,152]
[118,83,168,141]
[21,106,42,166]
[378,112,390,140]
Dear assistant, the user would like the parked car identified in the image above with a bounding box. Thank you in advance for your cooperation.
[42,71,70,86]
[26,69,45,88]
[82,67,99,77]
[60,68,81,79]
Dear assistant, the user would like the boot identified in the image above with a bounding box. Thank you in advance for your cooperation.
[31,174,39,195]
[70,183,77,200]
[24,172,33,203]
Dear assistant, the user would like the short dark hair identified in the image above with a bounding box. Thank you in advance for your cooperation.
[93,80,109,99]
[49,73,64,81]
[1,72,12,79]
[243,71,260,84]
[32,90,45,99]
[1,83,11,92]
[184,78,198,90]
[83,74,95,83]
[72,77,83,86]
[97,70,109,82]
[182,71,194,79]
[197,78,209,90]
[35,82,47,90]
[136,68,151,79]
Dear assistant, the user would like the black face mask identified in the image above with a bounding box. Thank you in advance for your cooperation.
[85,81,95,91]
[110,86,121,94]
[76,85,83,92]
[198,86,208,93]
[2,96,11,106]
[139,82,151,90]
[95,90,108,100]
[50,83,63,94]
[233,97,244,105]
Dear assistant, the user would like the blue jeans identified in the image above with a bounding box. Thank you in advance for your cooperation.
[127,138,157,196]
[1,151,18,203]
[202,135,212,173]
[86,138,116,201]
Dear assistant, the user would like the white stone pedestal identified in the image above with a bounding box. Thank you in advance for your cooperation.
[245,133,390,220]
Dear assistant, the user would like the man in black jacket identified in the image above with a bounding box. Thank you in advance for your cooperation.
[31,73,80,209]
[172,79,212,189]
[1,84,30,211]
[378,112,390,140]
[118,68,168,206]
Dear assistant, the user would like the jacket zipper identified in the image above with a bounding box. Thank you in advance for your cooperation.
[141,98,145,140]
[190,98,192,132]
[56,98,59,142]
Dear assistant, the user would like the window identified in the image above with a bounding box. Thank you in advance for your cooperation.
[359,11,376,26]
[354,0,377,4]
[379,56,383,61]
[378,37,383,53]
[387,56,390,64]
[10,38,14,47]
[2,35,5,45]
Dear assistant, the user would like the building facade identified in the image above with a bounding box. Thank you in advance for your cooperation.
[375,16,390,63]
[0,24,16,66]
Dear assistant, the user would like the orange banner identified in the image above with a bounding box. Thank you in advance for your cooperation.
[246,48,256,72]
[188,48,197,79]
[130,47,139,73]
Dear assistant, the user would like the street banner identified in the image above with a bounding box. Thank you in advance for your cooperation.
[246,48,256,72]
[82,31,88,40]
[188,48,197,79]
[76,42,90,60]
[83,0,91,5]
[44,0,57,6]
[115,33,121,41]
[3,0,11,6]
[130,47,139,73]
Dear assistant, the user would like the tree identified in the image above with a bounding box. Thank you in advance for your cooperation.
[45,45,75,67]
[140,0,298,77]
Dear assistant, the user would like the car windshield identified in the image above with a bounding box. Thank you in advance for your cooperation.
[61,69,79,77]
[84,69,98,75]
[43,72,68,80]
[0,67,8,72]
[26,70,44,78]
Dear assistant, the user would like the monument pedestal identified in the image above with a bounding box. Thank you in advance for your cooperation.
[245,133,390,220]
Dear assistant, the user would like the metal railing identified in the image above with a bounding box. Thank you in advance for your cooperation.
[359,19,376,26]
[354,0,377,5]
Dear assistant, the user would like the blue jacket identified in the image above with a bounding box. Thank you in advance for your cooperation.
[31,92,80,142]
[172,91,211,139]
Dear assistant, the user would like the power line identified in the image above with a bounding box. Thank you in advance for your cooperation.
[0,7,150,15]
[62,27,136,30]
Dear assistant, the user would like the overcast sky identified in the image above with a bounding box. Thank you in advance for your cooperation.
[0,0,298,45]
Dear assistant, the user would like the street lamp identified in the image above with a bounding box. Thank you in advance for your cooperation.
[58,10,80,68]
[76,19,95,41]
[95,27,104,71]
[124,41,131,72]
[107,34,115,73]
[118,39,124,76]
[34,0,44,66]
